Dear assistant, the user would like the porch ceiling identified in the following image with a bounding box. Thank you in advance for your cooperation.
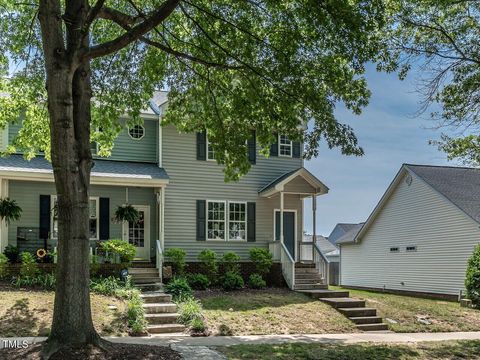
[258,167,328,198]
[0,154,169,187]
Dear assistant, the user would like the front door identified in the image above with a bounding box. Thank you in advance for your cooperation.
[275,210,296,259]
[123,205,150,260]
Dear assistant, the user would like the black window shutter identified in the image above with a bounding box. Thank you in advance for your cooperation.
[197,131,207,161]
[269,133,278,157]
[39,195,51,240]
[247,202,256,242]
[275,211,280,241]
[292,141,301,158]
[99,198,110,240]
[248,130,256,164]
[197,200,206,241]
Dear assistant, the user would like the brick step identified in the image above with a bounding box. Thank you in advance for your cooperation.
[320,297,366,309]
[294,284,328,290]
[140,293,172,304]
[349,316,383,325]
[132,277,163,284]
[129,267,159,274]
[145,313,180,324]
[299,290,350,299]
[131,261,155,268]
[339,307,377,317]
[294,278,323,285]
[134,283,163,292]
[147,324,186,334]
[356,323,389,331]
[143,303,177,314]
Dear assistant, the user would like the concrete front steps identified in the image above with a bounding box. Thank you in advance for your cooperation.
[130,265,185,335]
[299,289,389,332]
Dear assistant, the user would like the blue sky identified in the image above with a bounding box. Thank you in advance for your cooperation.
[303,64,452,236]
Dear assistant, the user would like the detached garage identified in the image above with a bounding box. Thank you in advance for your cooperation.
[339,164,480,298]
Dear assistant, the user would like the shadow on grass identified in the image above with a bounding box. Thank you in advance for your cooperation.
[200,289,315,312]
[0,298,41,337]
[99,309,128,336]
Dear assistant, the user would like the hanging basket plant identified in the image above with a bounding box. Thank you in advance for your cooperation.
[114,204,140,223]
[0,198,22,224]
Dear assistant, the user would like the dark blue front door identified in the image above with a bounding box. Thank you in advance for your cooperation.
[275,211,295,259]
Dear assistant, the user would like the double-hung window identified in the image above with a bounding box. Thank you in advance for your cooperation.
[51,196,99,240]
[229,202,246,241]
[207,135,216,161]
[279,135,292,157]
[207,201,226,240]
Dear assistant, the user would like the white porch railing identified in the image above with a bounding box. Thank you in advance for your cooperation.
[313,242,329,285]
[156,239,163,282]
[280,242,295,289]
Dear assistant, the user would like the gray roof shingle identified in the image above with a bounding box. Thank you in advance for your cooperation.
[0,154,169,180]
[336,223,364,244]
[406,164,480,224]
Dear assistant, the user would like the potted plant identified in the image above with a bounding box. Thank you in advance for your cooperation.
[113,204,140,223]
[0,198,22,224]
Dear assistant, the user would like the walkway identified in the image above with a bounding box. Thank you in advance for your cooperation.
[4,331,480,348]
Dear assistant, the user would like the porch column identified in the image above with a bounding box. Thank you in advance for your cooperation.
[280,191,284,245]
[0,179,8,253]
[312,193,317,261]
[161,186,165,251]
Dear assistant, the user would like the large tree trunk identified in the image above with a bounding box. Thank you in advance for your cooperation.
[38,1,102,356]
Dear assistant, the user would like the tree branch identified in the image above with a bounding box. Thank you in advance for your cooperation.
[81,0,180,60]
[96,6,241,69]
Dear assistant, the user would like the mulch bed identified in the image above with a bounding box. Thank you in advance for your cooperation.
[0,343,182,360]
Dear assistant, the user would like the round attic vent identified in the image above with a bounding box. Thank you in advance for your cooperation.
[405,174,412,186]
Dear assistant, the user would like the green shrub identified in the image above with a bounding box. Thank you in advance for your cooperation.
[12,273,56,290]
[90,254,101,277]
[466,244,480,306]
[0,253,8,279]
[186,273,210,290]
[190,317,206,332]
[3,245,19,263]
[19,252,39,278]
[100,239,136,266]
[222,251,241,274]
[0,198,22,223]
[222,271,244,291]
[198,249,218,282]
[90,276,133,298]
[249,248,273,277]
[164,277,192,301]
[177,297,203,325]
[127,290,147,335]
[248,273,266,289]
[165,248,186,275]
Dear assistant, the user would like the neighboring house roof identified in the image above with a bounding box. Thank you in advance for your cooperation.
[304,234,338,255]
[348,163,480,245]
[258,167,329,197]
[0,154,169,186]
[335,223,364,244]
[327,222,363,244]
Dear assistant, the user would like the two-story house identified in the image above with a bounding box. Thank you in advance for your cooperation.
[0,91,328,289]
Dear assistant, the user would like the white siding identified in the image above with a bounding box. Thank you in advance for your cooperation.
[341,171,480,296]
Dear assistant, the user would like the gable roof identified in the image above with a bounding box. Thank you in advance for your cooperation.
[304,234,338,254]
[258,167,329,197]
[348,163,480,245]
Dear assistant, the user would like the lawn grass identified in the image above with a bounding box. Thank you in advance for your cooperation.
[0,287,128,337]
[198,288,358,336]
[332,286,480,332]
[217,340,480,360]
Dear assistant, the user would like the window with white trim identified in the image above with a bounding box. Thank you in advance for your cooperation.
[279,135,292,157]
[207,136,216,161]
[229,202,246,241]
[128,124,145,140]
[207,201,226,240]
[51,196,99,240]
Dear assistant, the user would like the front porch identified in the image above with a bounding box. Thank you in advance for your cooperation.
[259,167,331,290]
